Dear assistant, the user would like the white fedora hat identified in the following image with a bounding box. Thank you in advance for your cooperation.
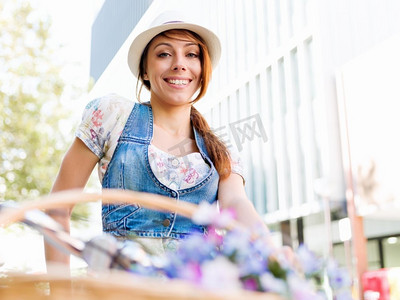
[127,11,221,78]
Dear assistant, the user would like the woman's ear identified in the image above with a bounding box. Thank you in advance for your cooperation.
[143,73,149,80]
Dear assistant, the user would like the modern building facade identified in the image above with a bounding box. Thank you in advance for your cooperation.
[90,0,153,81]
[90,0,400,297]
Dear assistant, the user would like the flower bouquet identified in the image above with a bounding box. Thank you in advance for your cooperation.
[123,202,353,299]
[0,189,353,300]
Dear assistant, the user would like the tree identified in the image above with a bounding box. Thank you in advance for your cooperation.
[0,0,91,221]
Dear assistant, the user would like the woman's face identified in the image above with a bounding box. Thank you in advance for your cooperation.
[144,34,202,106]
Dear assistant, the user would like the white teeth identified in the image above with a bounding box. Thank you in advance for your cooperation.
[167,79,189,85]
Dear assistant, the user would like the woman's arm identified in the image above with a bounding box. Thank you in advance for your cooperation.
[219,174,297,264]
[218,173,270,236]
[45,137,99,266]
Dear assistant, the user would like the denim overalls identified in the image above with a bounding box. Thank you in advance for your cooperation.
[101,102,219,239]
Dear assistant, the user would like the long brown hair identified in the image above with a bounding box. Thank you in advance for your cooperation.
[137,29,231,179]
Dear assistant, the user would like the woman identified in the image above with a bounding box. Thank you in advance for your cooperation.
[46,11,270,265]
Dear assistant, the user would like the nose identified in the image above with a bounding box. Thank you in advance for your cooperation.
[172,65,186,71]
[171,55,186,71]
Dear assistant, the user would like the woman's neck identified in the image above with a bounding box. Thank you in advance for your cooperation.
[151,102,199,156]
[151,101,193,138]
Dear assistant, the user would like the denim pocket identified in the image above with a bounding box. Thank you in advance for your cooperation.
[102,203,141,229]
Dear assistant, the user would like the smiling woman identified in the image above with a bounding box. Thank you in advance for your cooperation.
[45,11,271,268]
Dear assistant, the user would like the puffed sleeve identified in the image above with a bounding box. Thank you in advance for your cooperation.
[75,97,111,159]
[230,149,245,184]
[75,94,135,160]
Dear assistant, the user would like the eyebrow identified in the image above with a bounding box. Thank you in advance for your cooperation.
[153,42,198,50]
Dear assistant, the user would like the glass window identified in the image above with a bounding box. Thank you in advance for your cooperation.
[367,239,381,270]
[333,243,346,267]
[383,236,400,268]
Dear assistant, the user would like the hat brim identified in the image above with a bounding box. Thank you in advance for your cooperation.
[127,22,221,78]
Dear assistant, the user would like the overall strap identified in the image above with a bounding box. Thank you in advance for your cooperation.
[119,102,153,143]
[193,127,210,157]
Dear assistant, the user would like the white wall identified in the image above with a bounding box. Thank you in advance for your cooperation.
[336,34,400,220]
[312,0,400,202]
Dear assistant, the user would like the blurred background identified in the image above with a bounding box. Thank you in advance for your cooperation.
[1,0,400,298]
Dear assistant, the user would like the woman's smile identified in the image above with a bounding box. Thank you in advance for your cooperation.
[164,77,192,87]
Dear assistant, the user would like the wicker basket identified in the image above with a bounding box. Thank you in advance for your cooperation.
[0,189,284,300]
[0,271,283,300]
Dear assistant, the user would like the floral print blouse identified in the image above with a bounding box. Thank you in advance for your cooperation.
[75,94,244,189]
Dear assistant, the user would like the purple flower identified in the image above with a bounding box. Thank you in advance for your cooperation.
[288,275,326,300]
[205,226,224,246]
[200,256,241,291]
[125,217,352,299]
[192,202,219,225]
[296,244,324,276]
[214,208,236,228]
[252,236,274,258]
[242,276,259,291]
[179,261,202,282]
[327,259,352,291]
[238,253,267,276]
[334,290,354,300]
[221,229,251,257]
[177,233,216,263]
[259,272,286,294]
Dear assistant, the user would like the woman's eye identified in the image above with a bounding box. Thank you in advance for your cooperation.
[158,52,170,58]
[187,53,199,58]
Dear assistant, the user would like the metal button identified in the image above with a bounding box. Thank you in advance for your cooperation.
[162,219,171,227]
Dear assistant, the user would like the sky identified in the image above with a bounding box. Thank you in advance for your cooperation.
[38,0,104,78]
[37,0,105,118]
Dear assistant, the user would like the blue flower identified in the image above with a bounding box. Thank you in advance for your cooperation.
[288,274,326,300]
[259,272,287,294]
[177,233,217,263]
[327,259,352,291]
[296,244,324,276]
[334,289,354,300]
[124,222,352,298]
[220,229,251,258]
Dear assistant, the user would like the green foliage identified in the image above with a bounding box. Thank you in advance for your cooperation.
[0,1,91,222]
